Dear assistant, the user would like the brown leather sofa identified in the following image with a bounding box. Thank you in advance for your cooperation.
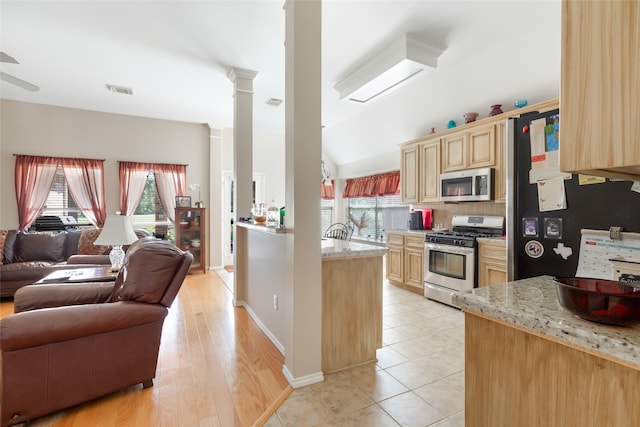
[0,237,192,427]
[0,228,152,298]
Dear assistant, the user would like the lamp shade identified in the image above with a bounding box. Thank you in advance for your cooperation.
[94,215,139,246]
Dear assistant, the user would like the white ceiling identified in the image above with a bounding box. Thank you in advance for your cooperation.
[0,0,561,167]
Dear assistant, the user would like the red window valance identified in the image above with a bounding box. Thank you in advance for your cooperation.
[343,171,400,198]
[321,180,335,199]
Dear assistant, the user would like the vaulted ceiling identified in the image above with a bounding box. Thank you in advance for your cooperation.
[0,1,561,167]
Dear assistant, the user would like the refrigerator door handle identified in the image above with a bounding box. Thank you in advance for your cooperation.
[506,117,516,282]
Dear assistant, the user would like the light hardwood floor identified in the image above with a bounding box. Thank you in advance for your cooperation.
[0,271,290,427]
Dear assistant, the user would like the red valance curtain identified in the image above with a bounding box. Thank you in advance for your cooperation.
[321,180,335,199]
[343,171,400,198]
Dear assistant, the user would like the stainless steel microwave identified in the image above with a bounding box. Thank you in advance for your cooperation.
[440,167,494,202]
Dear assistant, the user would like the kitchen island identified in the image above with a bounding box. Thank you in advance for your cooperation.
[453,276,640,427]
[321,238,388,373]
[234,222,388,376]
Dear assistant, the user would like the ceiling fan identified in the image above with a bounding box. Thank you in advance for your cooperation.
[0,51,40,92]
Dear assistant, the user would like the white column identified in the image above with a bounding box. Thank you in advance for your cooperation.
[282,0,324,386]
[228,67,258,302]
[209,126,223,269]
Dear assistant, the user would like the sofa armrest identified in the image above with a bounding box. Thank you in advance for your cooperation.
[14,282,115,313]
[1,302,167,351]
[67,254,111,265]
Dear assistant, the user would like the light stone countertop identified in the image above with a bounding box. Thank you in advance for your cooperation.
[476,236,506,244]
[385,229,432,236]
[453,275,640,367]
[321,238,388,259]
[235,221,288,234]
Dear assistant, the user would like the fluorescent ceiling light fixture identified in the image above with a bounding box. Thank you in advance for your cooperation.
[334,33,446,104]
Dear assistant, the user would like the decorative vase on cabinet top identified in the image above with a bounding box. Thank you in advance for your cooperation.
[464,112,479,123]
[489,104,503,116]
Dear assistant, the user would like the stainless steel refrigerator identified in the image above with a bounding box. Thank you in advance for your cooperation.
[506,108,640,281]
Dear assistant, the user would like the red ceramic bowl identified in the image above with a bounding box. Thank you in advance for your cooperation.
[554,277,640,326]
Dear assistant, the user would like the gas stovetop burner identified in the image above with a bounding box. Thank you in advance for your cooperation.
[426,215,505,246]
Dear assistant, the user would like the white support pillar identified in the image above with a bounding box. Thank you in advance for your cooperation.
[282,0,324,386]
[229,67,258,303]
[209,126,223,269]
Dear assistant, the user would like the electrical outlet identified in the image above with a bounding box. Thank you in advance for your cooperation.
[273,294,278,311]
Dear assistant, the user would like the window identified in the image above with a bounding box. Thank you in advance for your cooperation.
[321,198,334,235]
[42,166,90,225]
[130,174,174,242]
[347,194,410,240]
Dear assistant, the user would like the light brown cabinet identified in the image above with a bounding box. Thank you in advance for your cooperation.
[478,239,506,287]
[401,139,441,204]
[494,121,507,203]
[442,123,496,173]
[400,99,558,205]
[400,145,419,204]
[175,207,206,274]
[440,130,466,172]
[386,232,425,294]
[404,235,425,290]
[560,0,640,180]
[386,233,404,283]
[419,140,440,202]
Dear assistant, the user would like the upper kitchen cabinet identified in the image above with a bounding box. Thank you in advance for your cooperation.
[494,121,507,203]
[401,144,420,204]
[419,140,441,202]
[441,122,496,173]
[401,138,441,204]
[560,0,640,180]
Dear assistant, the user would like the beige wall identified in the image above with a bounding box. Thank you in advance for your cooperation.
[0,100,211,257]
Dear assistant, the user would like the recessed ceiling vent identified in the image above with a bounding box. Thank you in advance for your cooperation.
[265,97,283,107]
[106,84,134,95]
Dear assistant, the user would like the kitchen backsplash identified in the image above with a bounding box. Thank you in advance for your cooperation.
[415,202,506,230]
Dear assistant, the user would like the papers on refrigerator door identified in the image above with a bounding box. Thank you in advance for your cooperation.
[537,176,567,212]
[576,229,640,279]
[528,115,571,183]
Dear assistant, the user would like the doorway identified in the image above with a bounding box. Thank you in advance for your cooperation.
[222,171,264,266]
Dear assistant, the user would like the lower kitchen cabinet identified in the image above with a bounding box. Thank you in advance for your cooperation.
[478,239,506,287]
[386,232,425,294]
[386,237,404,283]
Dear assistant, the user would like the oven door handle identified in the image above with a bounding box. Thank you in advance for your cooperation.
[425,243,474,256]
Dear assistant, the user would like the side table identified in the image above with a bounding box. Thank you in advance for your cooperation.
[36,266,118,284]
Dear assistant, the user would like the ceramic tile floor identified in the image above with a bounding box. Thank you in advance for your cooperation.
[264,281,466,427]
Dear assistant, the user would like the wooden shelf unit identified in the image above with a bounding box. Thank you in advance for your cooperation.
[175,207,206,274]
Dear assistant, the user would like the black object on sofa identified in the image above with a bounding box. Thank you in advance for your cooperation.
[0,237,193,427]
[0,228,152,298]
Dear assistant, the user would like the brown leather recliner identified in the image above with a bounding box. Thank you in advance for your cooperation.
[0,237,193,427]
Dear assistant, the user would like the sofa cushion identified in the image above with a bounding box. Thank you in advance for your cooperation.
[64,229,83,259]
[0,230,7,265]
[77,228,109,255]
[3,230,18,264]
[14,232,67,263]
[111,238,183,304]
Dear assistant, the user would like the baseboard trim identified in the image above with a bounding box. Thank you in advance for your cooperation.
[282,366,324,388]
[251,385,292,427]
[239,301,285,356]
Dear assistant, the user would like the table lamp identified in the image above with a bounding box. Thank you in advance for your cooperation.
[94,214,139,271]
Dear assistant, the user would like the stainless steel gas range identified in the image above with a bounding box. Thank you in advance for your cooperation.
[424,215,504,307]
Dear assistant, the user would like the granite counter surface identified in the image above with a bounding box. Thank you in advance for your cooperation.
[453,275,640,367]
[321,238,388,259]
